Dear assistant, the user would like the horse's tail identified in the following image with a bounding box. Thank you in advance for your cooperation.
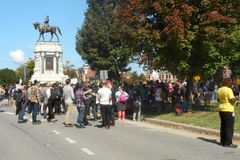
[58,27,62,36]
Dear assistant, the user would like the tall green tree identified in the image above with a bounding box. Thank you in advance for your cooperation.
[129,71,146,83]
[114,0,240,79]
[63,61,77,78]
[76,0,133,81]
[15,59,35,83]
[0,68,17,87]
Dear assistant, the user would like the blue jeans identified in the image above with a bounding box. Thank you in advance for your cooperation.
[18,104,26,121]
[31,102,39,122]
[77,107,85,124]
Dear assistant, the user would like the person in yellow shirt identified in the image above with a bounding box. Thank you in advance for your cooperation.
[217,78,238,148]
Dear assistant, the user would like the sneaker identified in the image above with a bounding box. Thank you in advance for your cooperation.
[105,125,110,129]
[32,120,41,125]
[48,119,57,123]
[76,124,85,129]
[224,144,238,148]
[110,122,115,126]
[64,123,73,127]
[84,122,92,126]
[18,119,27,123]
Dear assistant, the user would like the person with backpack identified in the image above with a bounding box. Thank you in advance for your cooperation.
[51,82,63,115]
[132,85,142,121]
[47,83,57,122]
[39,83,47,116]
[115,86,129,121]
[74,83,86,128]
[16,84,28,123]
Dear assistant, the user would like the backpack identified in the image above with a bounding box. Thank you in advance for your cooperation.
[13,89,23,103]
[118,91,127,102]
[40,88,47,103]
[51,87,62,100]
[208,81,215,91]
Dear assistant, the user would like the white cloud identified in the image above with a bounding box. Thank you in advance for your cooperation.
[9,49,25,64]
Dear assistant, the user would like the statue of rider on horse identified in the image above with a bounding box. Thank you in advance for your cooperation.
[43,16,49,32]
[33,16,62,42]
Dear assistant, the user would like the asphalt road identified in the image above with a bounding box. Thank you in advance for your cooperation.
[0,104,240,160]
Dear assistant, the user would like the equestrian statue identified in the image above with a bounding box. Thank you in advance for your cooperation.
[33,16,62,42]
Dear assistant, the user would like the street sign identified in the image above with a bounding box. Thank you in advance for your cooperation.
[100,70,108,81]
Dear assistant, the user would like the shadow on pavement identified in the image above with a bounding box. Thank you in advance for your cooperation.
[197,137,220,146]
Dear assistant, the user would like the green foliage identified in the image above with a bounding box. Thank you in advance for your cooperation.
[26,59,35,81]
[76,0,133,81]
[0,68,17,87]
[15,59,35,83]
[63,61,77,78]
[114,0,240,79]
[129,72,146,83]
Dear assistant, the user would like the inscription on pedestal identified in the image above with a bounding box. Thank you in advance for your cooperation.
[46,57,53,70]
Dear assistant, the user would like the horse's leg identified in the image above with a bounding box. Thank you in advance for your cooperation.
[54,32,59,42]
[50,32,53,41]
[38,34,41,41]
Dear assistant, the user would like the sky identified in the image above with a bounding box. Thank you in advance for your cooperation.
[0,0,143,74]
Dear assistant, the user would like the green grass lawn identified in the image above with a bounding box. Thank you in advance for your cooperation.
[143,103,240,134]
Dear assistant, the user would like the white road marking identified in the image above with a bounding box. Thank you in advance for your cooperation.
[4,111,14,115]
[65,137,76,144]
[52,130,61,135]
[81,148,95,156]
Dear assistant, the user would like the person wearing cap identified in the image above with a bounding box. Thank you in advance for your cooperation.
[28,80,41,125]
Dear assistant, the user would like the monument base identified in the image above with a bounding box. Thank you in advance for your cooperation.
[31,71,68,83]
[31,41,68,83]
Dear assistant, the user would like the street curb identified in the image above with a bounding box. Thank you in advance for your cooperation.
[142,117,240,141]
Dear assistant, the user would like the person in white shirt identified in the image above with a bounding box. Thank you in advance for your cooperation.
[97,81,112,129]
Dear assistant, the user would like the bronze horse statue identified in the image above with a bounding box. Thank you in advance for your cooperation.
[33,22,62,41]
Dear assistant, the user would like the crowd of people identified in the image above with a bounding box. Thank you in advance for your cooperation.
[0,77,239,148]
[1,78,238,122]
[1,79,140,129]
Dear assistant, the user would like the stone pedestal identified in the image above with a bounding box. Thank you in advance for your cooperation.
[31,41,67,83]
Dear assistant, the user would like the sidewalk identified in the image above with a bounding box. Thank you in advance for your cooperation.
[141,116,240,141]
